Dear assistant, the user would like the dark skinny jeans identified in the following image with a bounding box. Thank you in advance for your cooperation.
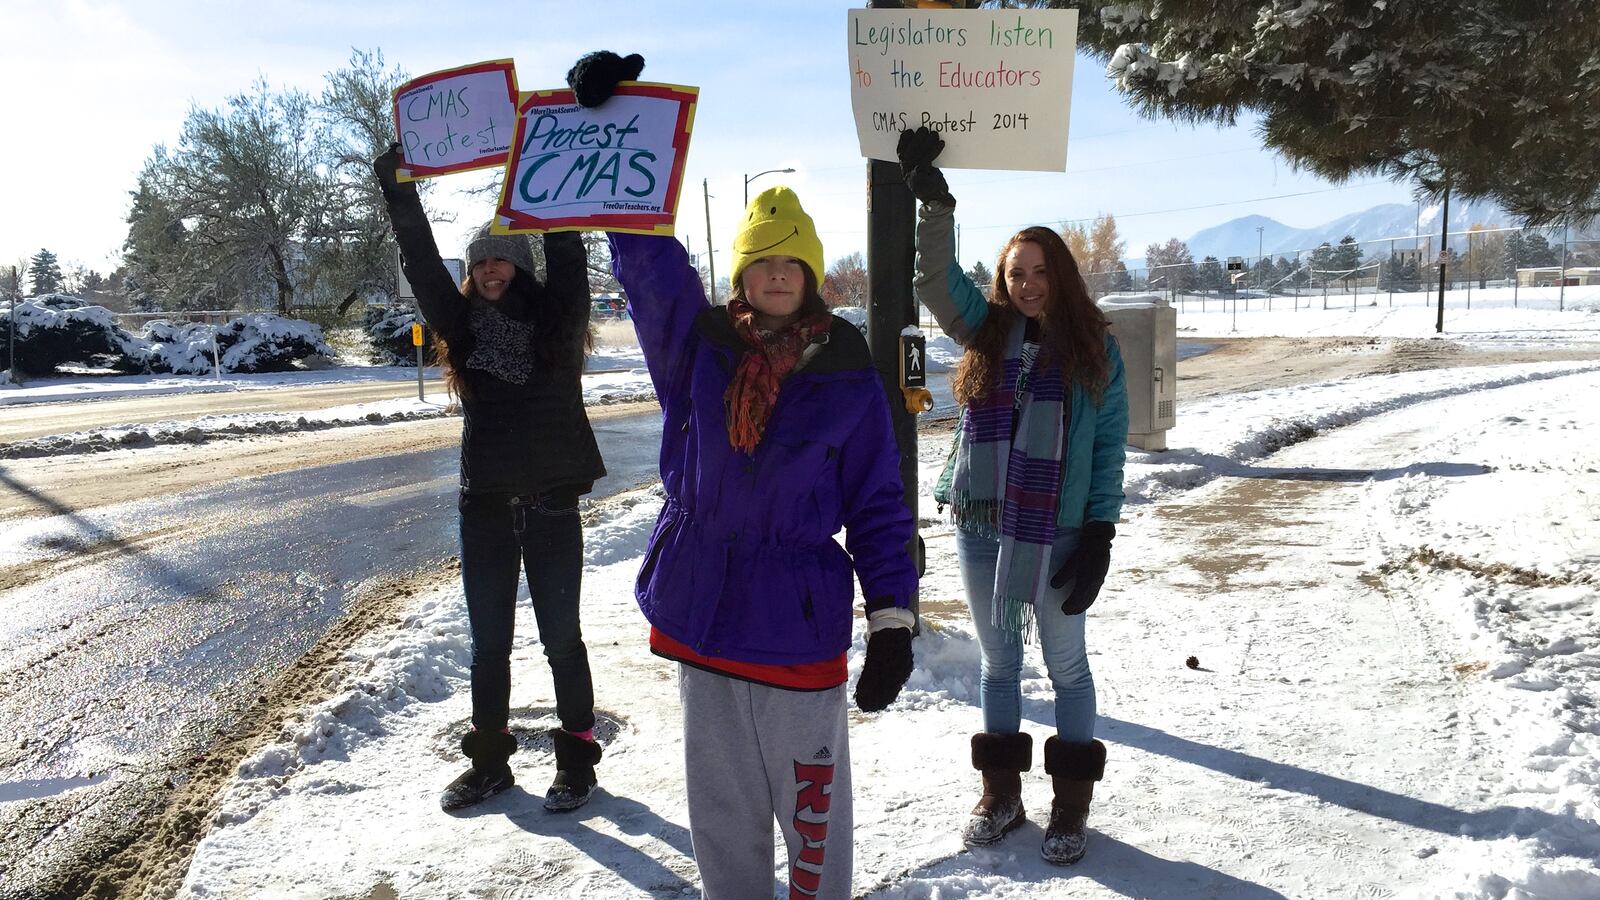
[458,489,596,739]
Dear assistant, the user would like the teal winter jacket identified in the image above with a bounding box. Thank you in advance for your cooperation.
[914,201,1128,528]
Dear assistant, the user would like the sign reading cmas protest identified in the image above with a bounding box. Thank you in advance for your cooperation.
[390,60,519,181]
[846,8,1078,172]
[493,83,698,236]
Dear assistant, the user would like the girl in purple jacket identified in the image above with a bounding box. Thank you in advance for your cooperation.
[570,51,919,900]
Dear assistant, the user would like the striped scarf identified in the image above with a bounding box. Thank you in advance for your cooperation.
[939,317,1067,638]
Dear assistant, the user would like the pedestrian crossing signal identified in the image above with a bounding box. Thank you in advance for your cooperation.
[900,334,926,388]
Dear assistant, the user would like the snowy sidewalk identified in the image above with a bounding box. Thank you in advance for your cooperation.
[174,366,1600,899]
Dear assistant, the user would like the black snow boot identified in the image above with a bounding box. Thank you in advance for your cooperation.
[441,729,518,811]
[962,731,1033,846]
[544,728,603,812]
[1041,736,1106,865]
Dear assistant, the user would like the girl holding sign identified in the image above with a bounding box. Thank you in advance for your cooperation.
[569,51,917,900]
[374,146,606,814]
[898,126,1128,866]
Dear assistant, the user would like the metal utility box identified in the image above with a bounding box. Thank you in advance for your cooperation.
[1096,293,1177,451]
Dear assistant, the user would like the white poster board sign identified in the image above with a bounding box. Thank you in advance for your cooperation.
[494,83,697,235]
[391,60,519,181]
[847,8,1078,172]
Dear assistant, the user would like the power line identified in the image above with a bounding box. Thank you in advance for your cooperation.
[817,180,1392,237]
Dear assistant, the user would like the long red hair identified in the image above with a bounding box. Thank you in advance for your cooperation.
[952,226,1111,406]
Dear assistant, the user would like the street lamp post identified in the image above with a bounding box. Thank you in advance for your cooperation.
[703,178,717,304]
[744,167,796,206]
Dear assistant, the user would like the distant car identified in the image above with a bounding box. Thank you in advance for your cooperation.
[590,298,628,321]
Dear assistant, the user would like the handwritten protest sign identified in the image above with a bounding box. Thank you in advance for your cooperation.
[391,60,518,181]
[493,83,697,236]
[847,8,1078,172]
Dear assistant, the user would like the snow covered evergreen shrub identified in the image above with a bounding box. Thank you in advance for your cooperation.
[119,314,334,374]
[0,294,137,375]
[362,303,431,366]
[214,314,335,373]
[121,320,227,374]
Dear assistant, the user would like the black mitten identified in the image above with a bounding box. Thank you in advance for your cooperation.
[854,627,914,712]
[372,141,405,190]
[567,51,646,108]
[896,126,945,170]
[1051,521,1115,615]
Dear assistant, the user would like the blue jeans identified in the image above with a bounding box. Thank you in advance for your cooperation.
[956,526,1096,742]
[459,489,595,735]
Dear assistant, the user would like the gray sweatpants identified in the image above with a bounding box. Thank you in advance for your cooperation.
[678,664,853,900]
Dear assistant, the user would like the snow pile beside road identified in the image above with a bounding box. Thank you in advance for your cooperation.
[0,399,451,459]
[580,369,657,406]
[211,591,473,831]
[0,368,660,458]
[1116,360,1600,506]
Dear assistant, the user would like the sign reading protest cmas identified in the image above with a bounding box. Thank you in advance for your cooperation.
[847,8,1078,172]
[493,83,698,236]
[391,60,519,181]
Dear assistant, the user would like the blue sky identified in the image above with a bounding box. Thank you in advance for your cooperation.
[3,0,1418,278]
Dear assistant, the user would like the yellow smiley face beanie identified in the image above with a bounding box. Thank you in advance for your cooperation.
[729,186,825,288]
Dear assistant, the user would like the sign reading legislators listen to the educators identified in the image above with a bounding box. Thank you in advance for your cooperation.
[847,7,1078,172]
[390,60,519,181]
[493,82,698,236]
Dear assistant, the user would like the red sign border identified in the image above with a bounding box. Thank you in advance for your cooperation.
[391,59,519,182]
[493,82,698,235]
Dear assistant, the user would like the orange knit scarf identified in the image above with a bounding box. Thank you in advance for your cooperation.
[723,297,832,454]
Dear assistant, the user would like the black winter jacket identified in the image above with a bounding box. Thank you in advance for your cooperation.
[376,178,605,497]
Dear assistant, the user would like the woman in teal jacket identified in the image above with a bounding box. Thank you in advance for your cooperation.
[899,128,1128,866]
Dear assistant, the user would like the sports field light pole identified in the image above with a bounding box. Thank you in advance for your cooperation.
[743,167,795,206]
[1256,225,1264,311]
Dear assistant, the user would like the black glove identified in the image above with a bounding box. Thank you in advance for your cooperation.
[896,127,955,206]
[372,141,405,190]
[854,627,913,712]
[567,51,646,108]
[1051,521,1115,615]
[897,126,944,170]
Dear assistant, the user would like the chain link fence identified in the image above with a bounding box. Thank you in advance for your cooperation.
[1089,226,1600,314]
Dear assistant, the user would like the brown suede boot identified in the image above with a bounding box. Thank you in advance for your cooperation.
[1041,736,1105,865]
[962,732,1033,846]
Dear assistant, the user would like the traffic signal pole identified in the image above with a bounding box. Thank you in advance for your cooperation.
[866,156,923,616]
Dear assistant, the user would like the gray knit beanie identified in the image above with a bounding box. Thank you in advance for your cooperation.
[465,221,537,277]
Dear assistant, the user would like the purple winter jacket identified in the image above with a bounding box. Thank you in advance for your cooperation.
[609,233,917,666]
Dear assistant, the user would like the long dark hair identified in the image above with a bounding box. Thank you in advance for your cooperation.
[952,226,1111,406]
[431,266,596,400]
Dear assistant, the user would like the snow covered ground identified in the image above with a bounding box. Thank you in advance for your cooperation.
[0,349,656,457]
[1163,285,1600,345]
[172,351,1600,898]
[0,343,650,408]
